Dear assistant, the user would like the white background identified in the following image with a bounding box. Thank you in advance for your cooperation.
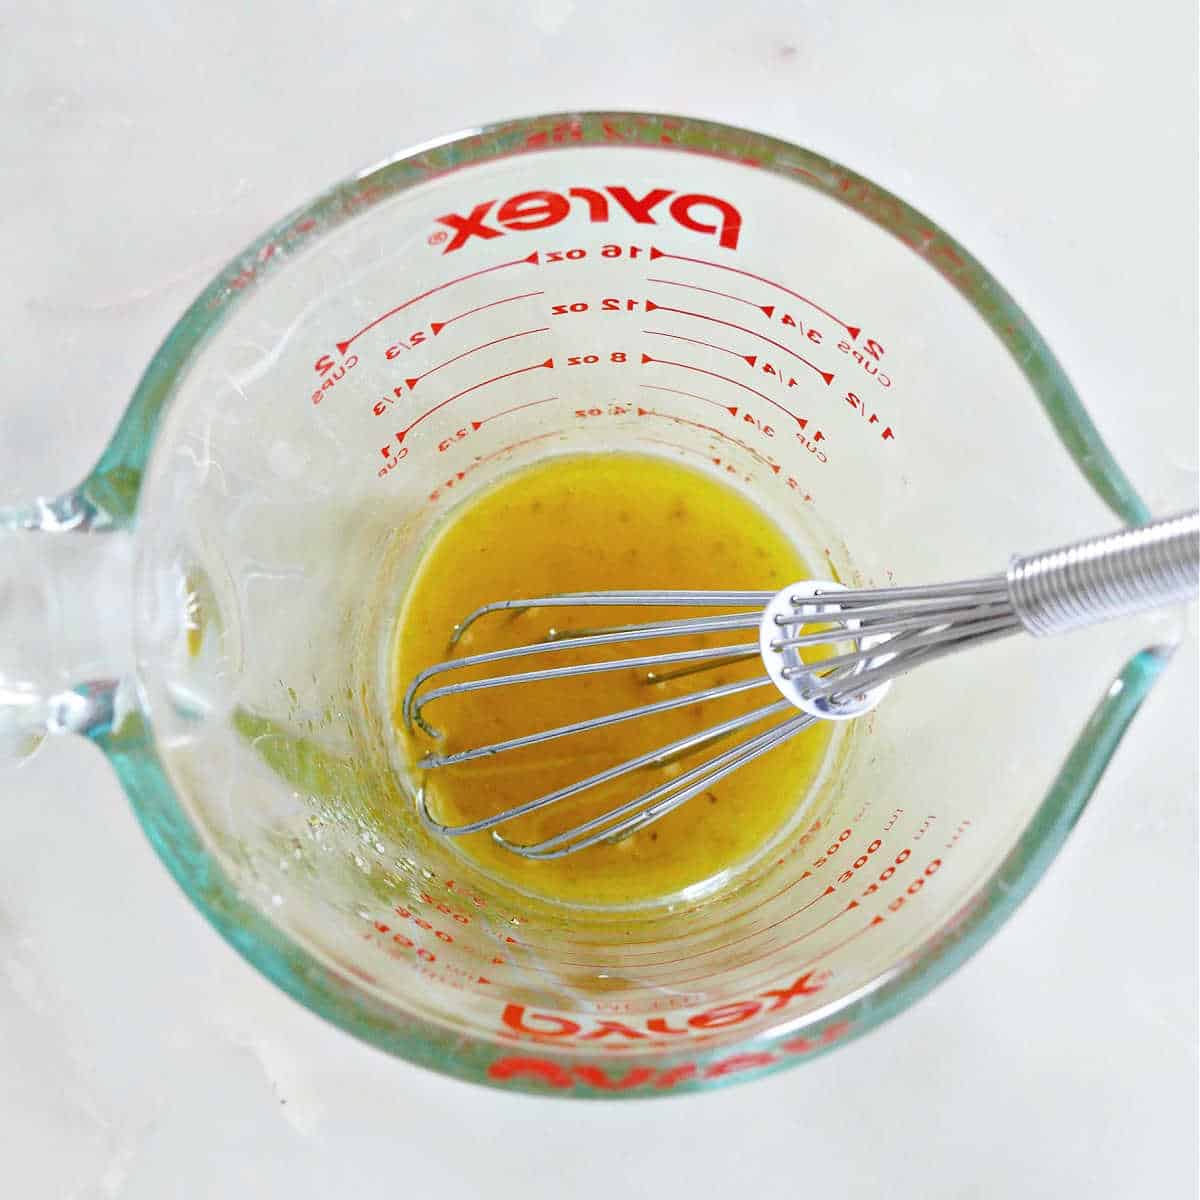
[2,2,1197,1196]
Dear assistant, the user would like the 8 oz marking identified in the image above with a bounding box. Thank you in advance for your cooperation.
[566,351,629,366]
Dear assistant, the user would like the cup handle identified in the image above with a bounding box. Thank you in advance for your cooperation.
[0,489,135,765]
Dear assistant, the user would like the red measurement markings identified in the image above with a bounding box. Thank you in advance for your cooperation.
[701,857,946,1001]
[665,902,861,989]
[639,383,737,417]
[404,327,549,390]
[635,407,781,476]
[798,913,885,969]
[469,431,560,468]
[510,821,918,990]
[639,437,724,465]
[694,913,886,1003]
[555,885,837,971]
[394,358,554,444]
[471,396,556,430]
[640,352,812,431]
[944,818,971,851]
[715,448,782,475]
[646,276,771,314]
[370,910,515,972]
[335,252,539,353]
[648,246,861,339]
[510,820,886,964]
[643,329,755,366]
[646,301,833,385]
[576,402,633,418]
[431,291,544,336]
[844,390,895,441]
[425,431,563,503]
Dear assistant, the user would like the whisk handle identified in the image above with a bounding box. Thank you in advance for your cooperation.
[1007,509,1199,637]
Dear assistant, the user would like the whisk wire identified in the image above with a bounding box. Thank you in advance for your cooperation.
[404,610,762,733]
[419,675,772,769]
[418,698,793,838]
[414,642,759,715]
[449,590,773,645]
[494,711,813,859]
[797,617,1024,701]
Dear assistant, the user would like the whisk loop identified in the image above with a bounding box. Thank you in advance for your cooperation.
[403,510,1198,858]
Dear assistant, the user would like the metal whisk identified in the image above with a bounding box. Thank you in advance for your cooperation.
[403,510,1198,859]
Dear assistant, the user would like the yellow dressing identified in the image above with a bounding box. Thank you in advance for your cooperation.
[391,453,834,906]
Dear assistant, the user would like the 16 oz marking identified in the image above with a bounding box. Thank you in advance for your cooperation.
[542,244,648,263]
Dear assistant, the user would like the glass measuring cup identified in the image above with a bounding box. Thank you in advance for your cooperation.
[1,112,1187,1096]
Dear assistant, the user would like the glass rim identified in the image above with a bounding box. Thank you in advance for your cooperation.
[81,111,1162,1096]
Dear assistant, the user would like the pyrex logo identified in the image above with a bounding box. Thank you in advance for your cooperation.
[487,1019,852,1092]
[497,971,828,1045]
[434,186,742,253]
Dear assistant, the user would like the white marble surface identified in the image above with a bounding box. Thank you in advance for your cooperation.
[2,2,1197,1196]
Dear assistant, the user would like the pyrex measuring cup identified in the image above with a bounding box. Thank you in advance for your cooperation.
[2,113,1188,1097]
